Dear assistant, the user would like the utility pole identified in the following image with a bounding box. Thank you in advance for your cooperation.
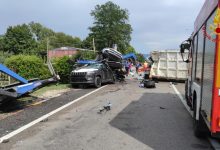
[93,38,96,53]
[47,38,49,63]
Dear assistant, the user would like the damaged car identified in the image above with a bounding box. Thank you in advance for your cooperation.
[70,62,115,88]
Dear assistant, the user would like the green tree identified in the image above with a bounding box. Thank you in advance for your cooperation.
[50,32,82,49]
[0,35,4,52]
[81,36,94,50]
[125,45,136,54]
[29,22,55,41]
[136,53,145,63]
[3,24,38,54]
[88,1,132,53]
[72,50,96,61]
[29,22,55,52]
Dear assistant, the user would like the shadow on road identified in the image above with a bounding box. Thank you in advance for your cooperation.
[110,92,211,150]
[0,95,41,113]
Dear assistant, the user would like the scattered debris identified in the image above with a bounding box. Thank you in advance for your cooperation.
[139,83,144,88]
[172,82,178,85]
[159,106,166,110]
[40,118,48,122]
[1,138,9,143]
[98,102,112,113]
[139,80,156,88]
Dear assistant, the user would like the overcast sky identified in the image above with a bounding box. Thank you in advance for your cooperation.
[0,0,205,54]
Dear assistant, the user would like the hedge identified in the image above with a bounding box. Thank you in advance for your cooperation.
[4,55,51,80]
[52,56,72,83]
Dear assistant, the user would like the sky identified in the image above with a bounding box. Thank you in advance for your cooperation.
[0,0,205,54]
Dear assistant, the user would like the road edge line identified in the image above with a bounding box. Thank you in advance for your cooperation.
[0,85,107,143]
[171,83,192,117]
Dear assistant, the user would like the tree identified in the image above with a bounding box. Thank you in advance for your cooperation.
[136,53,145,63]
[125,45,136,54]
[50,32,82,49]
[72,50,96,61]
[1,22,83,56]
[3,24,38,54]
[29,22,55,41]
[0,35,4,52]
[88,1,132,54]
[81,36,94,50]
[28,22,55,52]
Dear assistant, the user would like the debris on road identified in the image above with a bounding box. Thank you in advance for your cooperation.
[98,102,112,113]
[40,118,48,123]
[1,138,9,143]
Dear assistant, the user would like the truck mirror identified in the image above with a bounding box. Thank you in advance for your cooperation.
[180,39,191,63]
[180,44,185,53]
[180,43,190,53]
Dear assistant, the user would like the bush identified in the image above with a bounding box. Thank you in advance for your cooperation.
[4,55,51,80]
[0,51,12,64]
[53,56,72,83]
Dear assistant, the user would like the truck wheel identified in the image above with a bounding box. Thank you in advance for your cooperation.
[193,97,207,138]
[94,76,101,88]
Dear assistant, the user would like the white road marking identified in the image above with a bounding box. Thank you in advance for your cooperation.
[171,83,193,117]
[0,85,107,143]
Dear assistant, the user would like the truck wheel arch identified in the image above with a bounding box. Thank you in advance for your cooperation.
[192,90,207,137]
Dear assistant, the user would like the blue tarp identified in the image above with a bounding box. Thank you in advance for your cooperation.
[122,53,137,60]
[76,60,97,64]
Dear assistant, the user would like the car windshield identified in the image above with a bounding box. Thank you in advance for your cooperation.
[82,63,102,69]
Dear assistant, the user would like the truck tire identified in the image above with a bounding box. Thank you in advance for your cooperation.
[193,96,207,138]
[94,76,102,88]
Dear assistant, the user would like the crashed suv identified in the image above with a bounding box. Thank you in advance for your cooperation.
[70,63,115,88]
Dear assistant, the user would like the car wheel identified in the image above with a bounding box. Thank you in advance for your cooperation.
[94,76,102,88]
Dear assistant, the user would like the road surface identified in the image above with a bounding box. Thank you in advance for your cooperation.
[0,80,211,150]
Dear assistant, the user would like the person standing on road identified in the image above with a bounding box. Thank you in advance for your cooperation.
[136,61,141,73]
[143,61,148,71]
[125,60,129,75]
[125,59,132,75]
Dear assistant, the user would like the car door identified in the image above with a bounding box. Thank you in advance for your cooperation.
[100,64,108,82]
[104,64,113,81]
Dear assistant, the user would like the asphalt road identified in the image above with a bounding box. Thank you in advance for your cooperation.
[0,88,95,137]
[0,80,212,150]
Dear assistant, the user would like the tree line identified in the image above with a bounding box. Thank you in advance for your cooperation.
[0,1,145,63]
